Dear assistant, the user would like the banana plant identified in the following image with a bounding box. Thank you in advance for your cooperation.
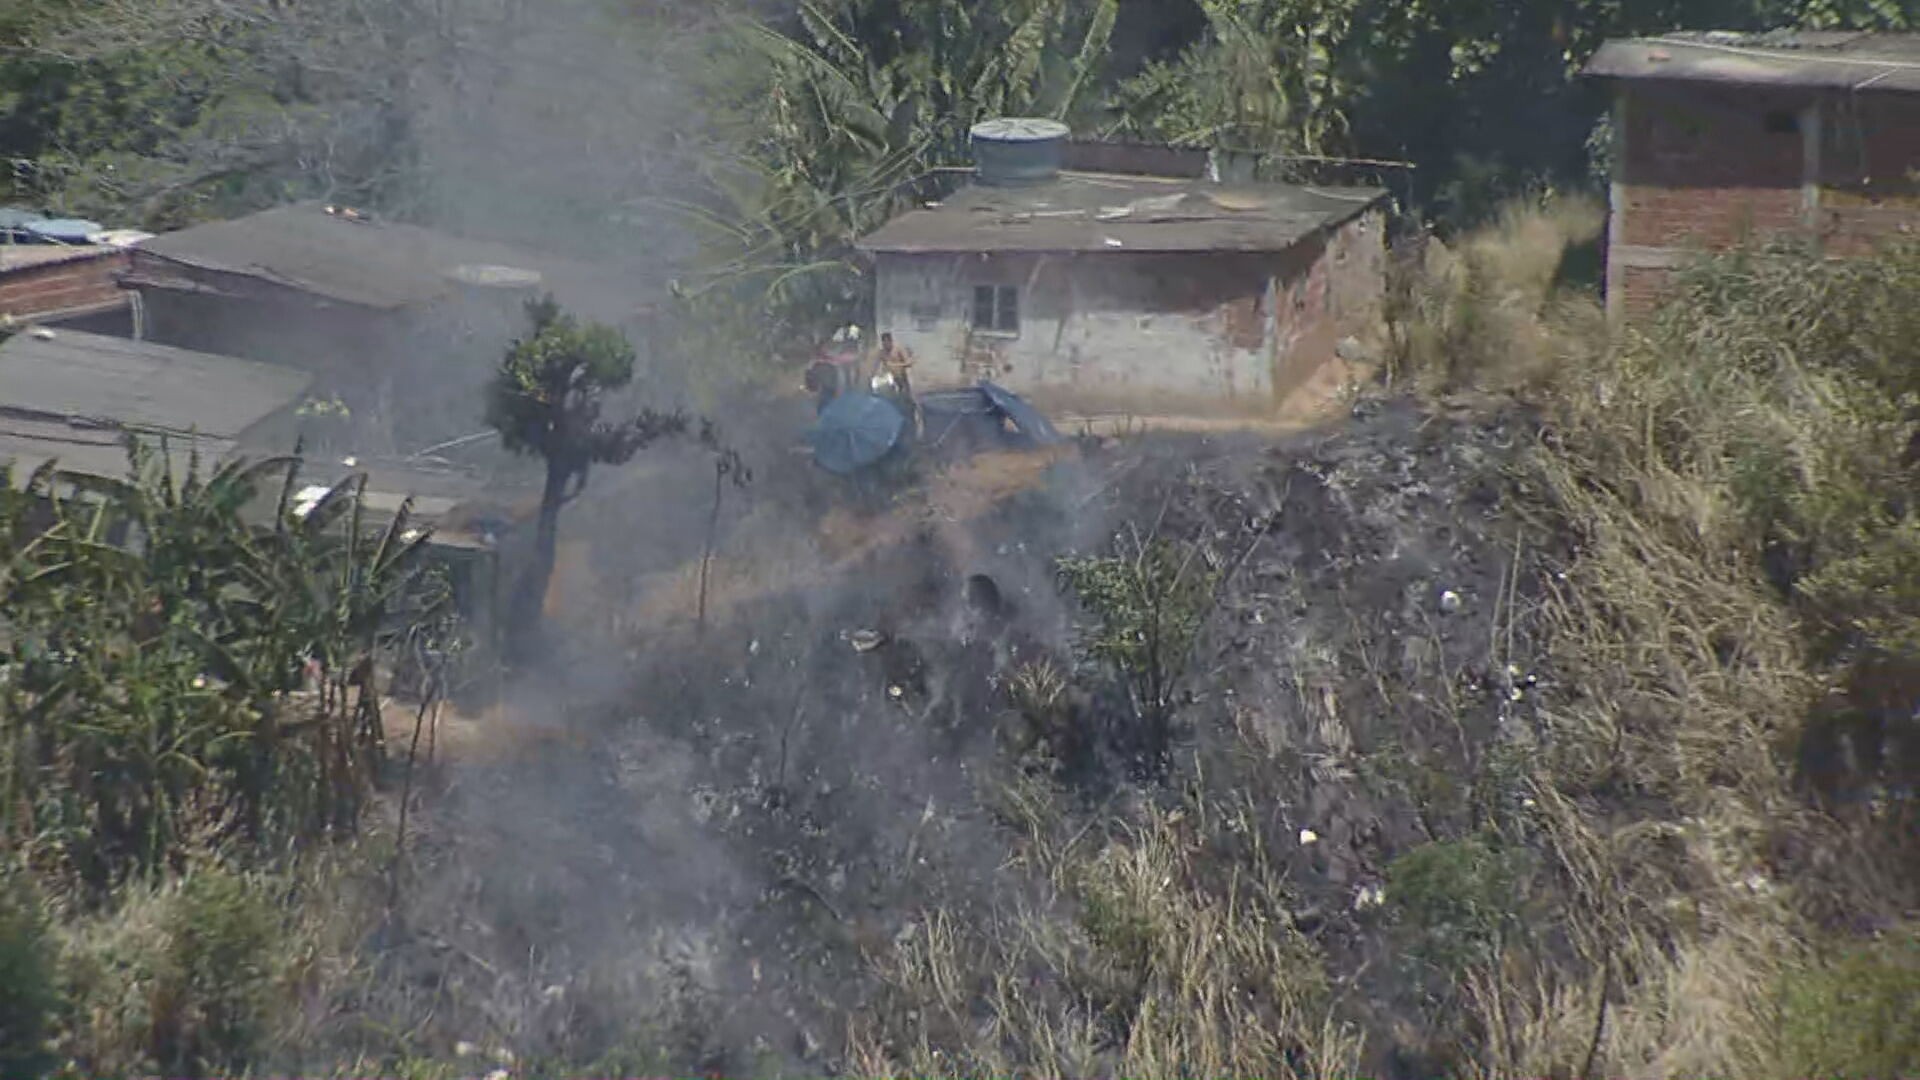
[0,436,452,897]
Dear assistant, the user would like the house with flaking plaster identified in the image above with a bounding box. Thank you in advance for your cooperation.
[1585,31,1920,321]
[857,121,1391,417]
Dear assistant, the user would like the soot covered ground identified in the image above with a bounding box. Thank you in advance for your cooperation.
[373,396,1565,1077]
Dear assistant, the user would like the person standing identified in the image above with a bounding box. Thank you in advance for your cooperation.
[876,332,918,436]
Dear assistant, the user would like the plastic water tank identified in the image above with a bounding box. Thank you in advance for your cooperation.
[970,118,1071,187]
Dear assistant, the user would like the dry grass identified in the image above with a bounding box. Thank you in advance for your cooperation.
[1386,193,1608,395]
[1383,197,1920,1079]
[849,774,1364,1079]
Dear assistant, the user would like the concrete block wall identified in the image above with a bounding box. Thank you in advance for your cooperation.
[874,213,1386,417]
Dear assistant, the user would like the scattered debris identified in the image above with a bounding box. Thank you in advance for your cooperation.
[1299,827,1320,845]
[847,629,885,653]
[1438,588,1464,614]
[291,484,331,519]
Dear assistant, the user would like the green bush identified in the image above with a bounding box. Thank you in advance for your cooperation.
[0,442,454,895]
[1775,929,1920,1079]
[55,864,282,1076]
[1057,533,1218,774]
[155,866,278,1071]
[0,870,58,1080]
[1386,836,1521,981]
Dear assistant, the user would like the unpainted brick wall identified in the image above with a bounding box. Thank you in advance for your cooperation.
[1613,86,1920,317]
[1618,265,1674,322]
[1817,94,1920,257]
[1270,208,1385,401]
[0,252,131,322]
[1619,84,1805,251]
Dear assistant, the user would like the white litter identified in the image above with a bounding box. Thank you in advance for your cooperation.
[1299,828,1319,845]
[291,484,331,519]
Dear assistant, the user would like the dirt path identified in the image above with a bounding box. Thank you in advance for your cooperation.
[1051,357,1373,437]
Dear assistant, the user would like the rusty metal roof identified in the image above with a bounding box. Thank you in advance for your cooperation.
[857,172,1387,255]
[134,203,588,311]
[1584,32,1920,93]
[0,244,122,275]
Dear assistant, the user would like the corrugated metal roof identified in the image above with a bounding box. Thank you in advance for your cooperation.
[0,414,188,488]
[857,173,1387,255]
[237,455,539,550]
[134,203,584,311]
[1584,32,1920,93]
[0,329,312,442]
[0,244,122,274]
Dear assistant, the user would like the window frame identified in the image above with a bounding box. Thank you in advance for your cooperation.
[971,283,1021,336]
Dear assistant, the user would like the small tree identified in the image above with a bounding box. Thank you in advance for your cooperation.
[485,296,690,651]
[1057,529,1218,776]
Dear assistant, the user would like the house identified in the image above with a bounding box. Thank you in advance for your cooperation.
[120,203,629,454]
[857,120,1390,417]
[0,210,152,333]
[0,328,312,490]
[1585,31,1920,320]
[0,327,533,655]
[0,245,140,334]
[260,454,540,662]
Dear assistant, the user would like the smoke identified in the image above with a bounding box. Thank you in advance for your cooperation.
[210,4,1130,1072]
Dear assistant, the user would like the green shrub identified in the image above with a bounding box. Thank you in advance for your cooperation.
[1386,836,1521,982]
[0,870,58,1080]
[156,866,277,1070]
[0,441,454,896]
[1775,929,1920,1079]
[56,865,282,1076]
[1057,533,1218,774]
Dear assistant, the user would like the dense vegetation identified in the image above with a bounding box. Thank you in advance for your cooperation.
[0,446,452,1075]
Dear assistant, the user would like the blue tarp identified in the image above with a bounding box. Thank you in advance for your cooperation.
[978,381,1062,445]
[808,392,906,475]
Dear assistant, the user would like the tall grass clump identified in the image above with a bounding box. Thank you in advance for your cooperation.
[1389,201,1920,1076]
[1384,192,1607,394]
[849,780,1362,1080]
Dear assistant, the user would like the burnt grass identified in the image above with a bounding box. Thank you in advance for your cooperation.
[369,395,1571,1078]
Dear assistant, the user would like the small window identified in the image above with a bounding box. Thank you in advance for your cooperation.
[1764,109,1799,135]
[971,284,1020,334]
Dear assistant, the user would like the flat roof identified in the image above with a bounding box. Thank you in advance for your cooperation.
[857,172,1387,255]
[134,203,595,311]
[0,329,311,488]
[0,329,312,440]
[1584,32,1920,93]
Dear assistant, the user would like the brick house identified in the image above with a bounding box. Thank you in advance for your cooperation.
[858,122,1389,417]
[1585,31,1920,321]
[0,245,136,333]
